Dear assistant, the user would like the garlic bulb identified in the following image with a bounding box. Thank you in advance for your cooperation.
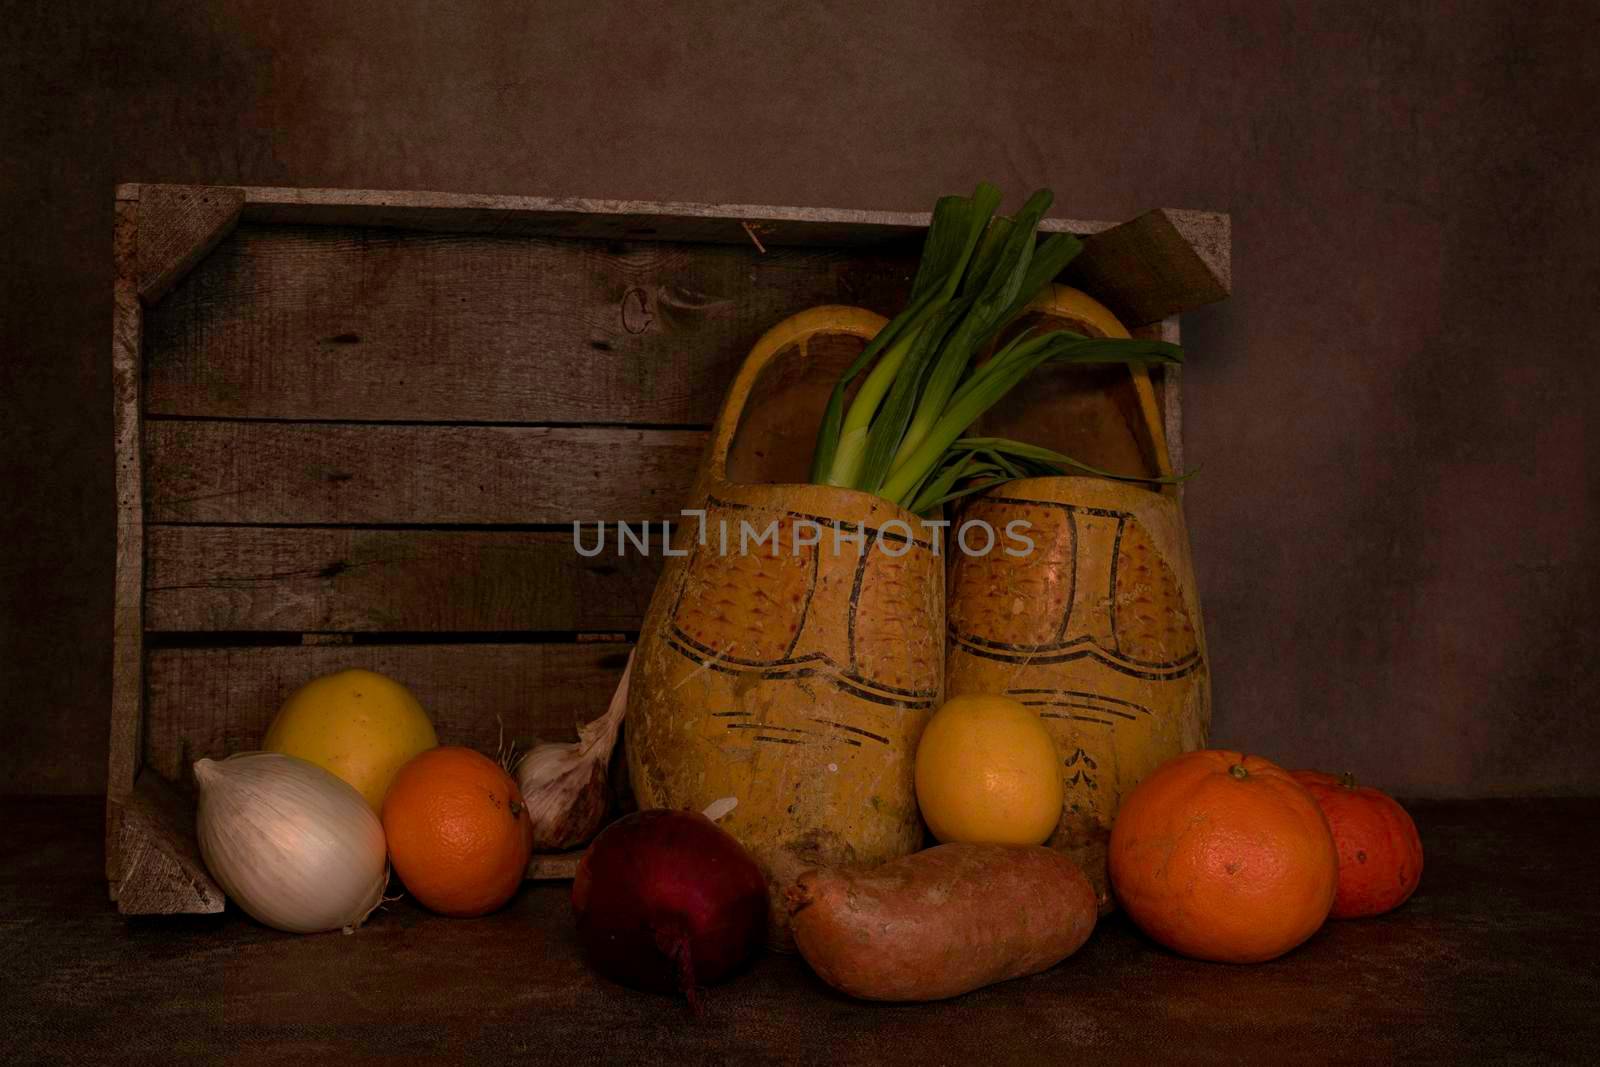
[195,752,389,934]
[517,651,632,850]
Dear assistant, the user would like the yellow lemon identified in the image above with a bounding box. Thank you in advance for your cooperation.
[262,669,438,812]
[914,694,1063,845]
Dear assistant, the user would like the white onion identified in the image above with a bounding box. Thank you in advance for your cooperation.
[195,752,389,934]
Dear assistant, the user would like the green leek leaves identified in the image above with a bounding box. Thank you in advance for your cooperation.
[809,183,1189,510]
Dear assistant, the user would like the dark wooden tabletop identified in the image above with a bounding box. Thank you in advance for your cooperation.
[4,796,1596,1065]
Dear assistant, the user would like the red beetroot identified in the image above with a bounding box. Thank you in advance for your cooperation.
[572,809,767,1010]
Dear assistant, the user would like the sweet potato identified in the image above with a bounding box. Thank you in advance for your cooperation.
[786,842,1097,1001]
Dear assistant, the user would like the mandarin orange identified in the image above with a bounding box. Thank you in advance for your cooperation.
[382,746,533,917]
[1291,770,1423,919]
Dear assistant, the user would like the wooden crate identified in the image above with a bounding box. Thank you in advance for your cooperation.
[106,183,1230,914]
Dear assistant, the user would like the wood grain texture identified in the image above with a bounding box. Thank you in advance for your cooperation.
[143,224,915,423]
[143,643,631,786]
[109,771,225,915]
[119,182,1121,246]
[144,422,707,524]
[108,200,144,820]
[1164,210,1231,295]
[527,850,583,881]
[1066,209,1230,326]
[135,185,244,304]
[145,526,662,632]
[1140,317,1186,479]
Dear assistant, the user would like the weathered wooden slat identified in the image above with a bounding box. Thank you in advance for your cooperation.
[109,771,225,915]
[1140,317,1186,479]
[144,422,707,525]
[135,185,245,304]
[118,182,1117,246]
[143,643,631,787]
[1066,208,1230,326]
[143,224,916,423]
[145,526,662,633]
[528,850,584,881]
[108,200,145,886]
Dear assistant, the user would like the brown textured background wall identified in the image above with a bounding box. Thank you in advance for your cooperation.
[2,1,1596,795]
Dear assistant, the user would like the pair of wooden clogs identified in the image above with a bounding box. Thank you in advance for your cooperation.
[626,287,1209,948]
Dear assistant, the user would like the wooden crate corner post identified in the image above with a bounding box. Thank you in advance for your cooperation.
[107,184,242,914]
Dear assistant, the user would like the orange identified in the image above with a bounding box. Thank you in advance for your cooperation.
[1108,750,1337,963]
[382,746,533,917]
[1291,770,1424,919]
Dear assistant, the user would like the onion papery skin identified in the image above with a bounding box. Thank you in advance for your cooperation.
[195,752,389,935]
